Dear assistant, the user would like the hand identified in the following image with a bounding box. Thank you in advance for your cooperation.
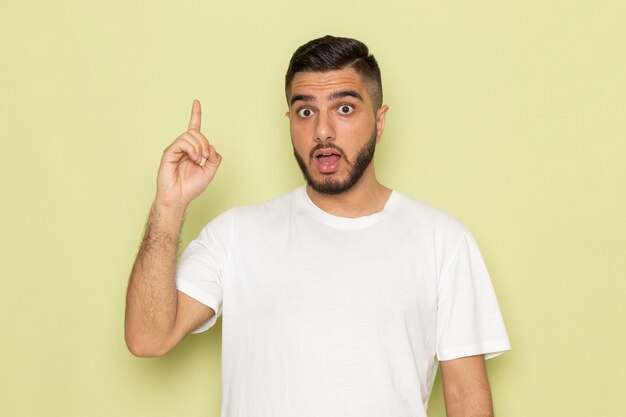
[155,100,222,209]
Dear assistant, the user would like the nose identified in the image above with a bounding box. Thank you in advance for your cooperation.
[314,111,335,143]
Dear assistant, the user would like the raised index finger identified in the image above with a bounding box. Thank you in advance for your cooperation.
[188,99,202,131]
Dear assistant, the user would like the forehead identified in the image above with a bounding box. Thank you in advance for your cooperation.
[289,69,369,101]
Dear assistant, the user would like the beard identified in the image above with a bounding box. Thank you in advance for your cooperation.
[293,128,377,195]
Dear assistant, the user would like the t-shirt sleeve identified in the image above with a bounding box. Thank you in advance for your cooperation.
[436,231,511,361]
[175,210,233,333]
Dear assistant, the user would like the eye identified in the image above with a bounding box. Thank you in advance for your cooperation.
[297,108,314,118]
[338,104,354,115]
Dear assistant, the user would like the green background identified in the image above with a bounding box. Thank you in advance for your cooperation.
[1,0,624,416]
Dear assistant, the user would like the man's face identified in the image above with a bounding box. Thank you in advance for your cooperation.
[287,68,388,195]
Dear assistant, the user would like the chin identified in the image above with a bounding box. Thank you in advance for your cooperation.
[308,174,358,195]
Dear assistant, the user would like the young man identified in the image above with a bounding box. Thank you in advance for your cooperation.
[125,36,511,417]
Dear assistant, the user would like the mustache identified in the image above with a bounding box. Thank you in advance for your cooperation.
[308,143,347,161]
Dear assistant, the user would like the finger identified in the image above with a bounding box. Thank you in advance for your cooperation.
[180,132,210,161]
[164,137,200,163]
[186,129,211,158]
[187,99,202,131]
[178,135,203,163]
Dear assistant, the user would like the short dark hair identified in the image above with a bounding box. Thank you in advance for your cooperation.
[285,35,383,109]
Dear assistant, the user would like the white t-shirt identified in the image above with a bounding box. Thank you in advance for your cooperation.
[176,187,511,417]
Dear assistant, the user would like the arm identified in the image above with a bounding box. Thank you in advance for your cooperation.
[440,355,494,417]
[124,100,222,357]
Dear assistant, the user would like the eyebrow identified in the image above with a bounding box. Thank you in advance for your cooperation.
[290,90,364,106]
[290,94,314,105]
[328,90,363,102]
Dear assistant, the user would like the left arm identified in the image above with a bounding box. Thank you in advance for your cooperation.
[440,355,494,417]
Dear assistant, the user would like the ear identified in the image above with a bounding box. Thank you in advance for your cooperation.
[285,111,290,118]
[375,105,389,144]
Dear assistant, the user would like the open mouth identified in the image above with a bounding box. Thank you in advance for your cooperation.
[315,151,342,164]
[313,149,342,172]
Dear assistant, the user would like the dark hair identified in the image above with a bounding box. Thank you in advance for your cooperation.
[285,35,383,109]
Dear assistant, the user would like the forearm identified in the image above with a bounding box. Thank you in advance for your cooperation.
[441,355,494,417]
[124,201,186,356]
[443,383,493,417]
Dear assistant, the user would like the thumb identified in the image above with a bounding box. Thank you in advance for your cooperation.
[205,145,222,166]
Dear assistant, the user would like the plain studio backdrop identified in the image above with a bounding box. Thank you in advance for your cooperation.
[1,1,624,416]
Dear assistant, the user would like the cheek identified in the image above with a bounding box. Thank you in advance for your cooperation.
[290,120,313,142]
[289,125,309,153]
[336,116,373,137]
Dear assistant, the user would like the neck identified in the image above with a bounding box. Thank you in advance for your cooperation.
[306,169,392,218]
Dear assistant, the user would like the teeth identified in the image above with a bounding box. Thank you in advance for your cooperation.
[315,151,339,159]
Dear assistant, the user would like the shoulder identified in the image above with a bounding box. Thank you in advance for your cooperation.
[210,188,302,236]
[387,191,476,265]
[232,188,299,218]
[390,192,494,287]
[390,191,469,237]
[193,189,299,244]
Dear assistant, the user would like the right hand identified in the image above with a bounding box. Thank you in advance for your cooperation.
[155,100,222,209]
